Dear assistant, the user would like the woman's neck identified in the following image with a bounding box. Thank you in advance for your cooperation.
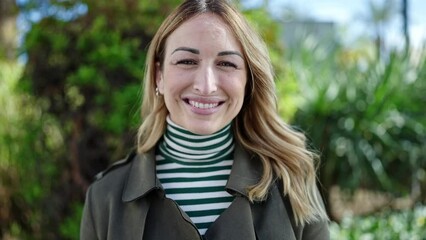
[157,116,234,165]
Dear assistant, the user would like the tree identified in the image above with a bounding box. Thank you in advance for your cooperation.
[401,0,409,53]
[2,0,182,238]
[0,0,18,60]
[359,0,398,59]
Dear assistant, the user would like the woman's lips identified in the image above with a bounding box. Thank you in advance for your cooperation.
[183,98,224,114]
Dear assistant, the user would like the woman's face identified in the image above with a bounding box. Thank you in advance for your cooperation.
[157,13,247,135]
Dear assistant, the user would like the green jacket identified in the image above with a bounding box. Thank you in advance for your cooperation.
[80,145,330,240]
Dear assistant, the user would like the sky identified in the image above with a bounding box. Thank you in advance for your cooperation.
[245,0,426,50]
[16,0,425,53]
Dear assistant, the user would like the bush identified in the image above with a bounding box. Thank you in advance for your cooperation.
[285,37,426,205]
[330,205,426,240]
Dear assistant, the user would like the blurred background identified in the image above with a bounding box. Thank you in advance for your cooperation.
[0,0,425,239]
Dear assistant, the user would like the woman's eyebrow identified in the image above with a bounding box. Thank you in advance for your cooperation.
[172,47,243,59]
[172,47,200,54]
[218,51,243,59]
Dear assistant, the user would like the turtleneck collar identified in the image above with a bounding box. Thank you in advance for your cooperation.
[157,116,234,166]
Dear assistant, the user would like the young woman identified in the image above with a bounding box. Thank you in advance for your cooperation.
[80,0,329,239]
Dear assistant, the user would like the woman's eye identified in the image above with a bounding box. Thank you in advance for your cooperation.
[218,61,237,68]
[176,59,197,65]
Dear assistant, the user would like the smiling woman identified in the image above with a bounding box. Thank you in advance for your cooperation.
[80,0,330,239]
[156,13,247,135]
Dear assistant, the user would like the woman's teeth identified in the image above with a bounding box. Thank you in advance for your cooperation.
[189,100,219,109]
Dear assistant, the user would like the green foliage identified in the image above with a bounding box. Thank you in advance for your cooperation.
[2,0,181,239]
[287,35,426,200]
[59,203,84,240]
[0,61,65,239]
[330,205,426,240]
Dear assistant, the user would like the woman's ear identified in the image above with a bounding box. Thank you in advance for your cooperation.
[155,62,164,94]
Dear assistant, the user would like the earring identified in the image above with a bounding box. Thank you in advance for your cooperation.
[155,87,159,96]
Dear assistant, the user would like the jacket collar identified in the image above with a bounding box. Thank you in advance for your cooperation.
[122,150,161,202]
[122,144,263,202]
[225,144,262,197]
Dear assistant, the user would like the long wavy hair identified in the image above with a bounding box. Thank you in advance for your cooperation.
[137,0,328,225]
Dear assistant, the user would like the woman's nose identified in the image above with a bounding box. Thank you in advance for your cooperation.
[193,65,217,94]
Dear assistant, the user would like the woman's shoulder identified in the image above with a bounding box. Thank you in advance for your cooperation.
[88,150,137,194]
[95,151,137,180]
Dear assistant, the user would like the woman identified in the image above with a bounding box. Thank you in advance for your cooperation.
[80,0,329,239]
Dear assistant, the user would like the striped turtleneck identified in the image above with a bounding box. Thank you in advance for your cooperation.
[156,117,235,236]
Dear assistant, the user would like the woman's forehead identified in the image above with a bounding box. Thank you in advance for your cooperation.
[164,13,242,54]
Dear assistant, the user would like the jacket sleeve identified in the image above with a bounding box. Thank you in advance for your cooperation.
[301,219,330,240]
[80,185,98,240]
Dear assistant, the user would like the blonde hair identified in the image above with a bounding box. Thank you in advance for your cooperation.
[137,0,328,225]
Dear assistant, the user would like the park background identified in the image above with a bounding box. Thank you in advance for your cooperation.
[0,0,425,239]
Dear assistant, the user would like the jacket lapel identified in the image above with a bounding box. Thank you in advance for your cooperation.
[122,150,161,202]
[225,144,263,196]
[251,185,297,239]
[203,196,257,240]
[122,150,203,239]
[120,151,160,239]
[212,144,297,240]
[204,145,260,240]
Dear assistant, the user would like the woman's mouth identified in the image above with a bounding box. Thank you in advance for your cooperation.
[183,98,224,110]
